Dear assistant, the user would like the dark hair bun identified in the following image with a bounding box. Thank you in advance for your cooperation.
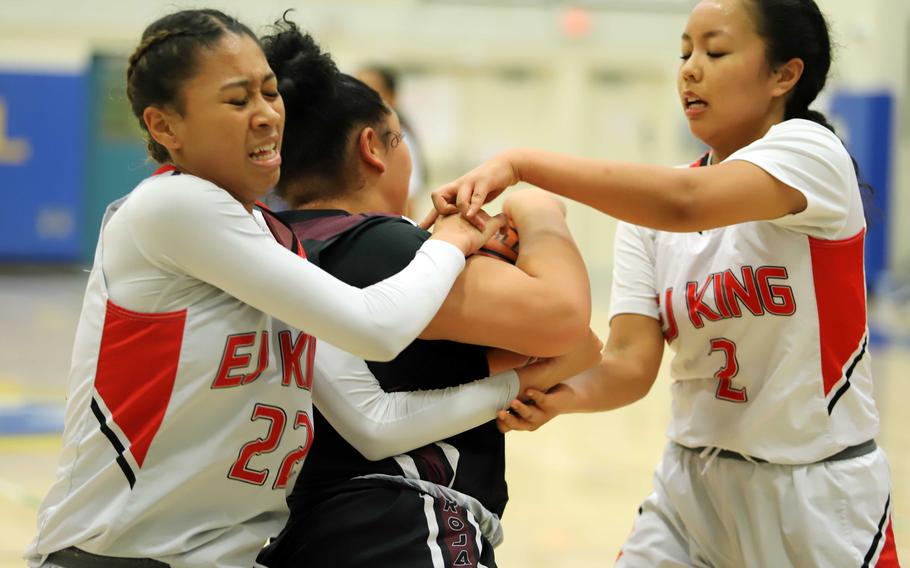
[262,15,337,108]
[261,14,390,207]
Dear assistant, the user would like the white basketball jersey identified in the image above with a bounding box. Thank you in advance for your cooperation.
[27,173,315,567]
[609,119,879,463]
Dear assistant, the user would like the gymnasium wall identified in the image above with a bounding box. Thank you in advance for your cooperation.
[0,0,906,285]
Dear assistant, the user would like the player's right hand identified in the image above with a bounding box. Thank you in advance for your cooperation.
[496,385,568,433]
[430,152,520,229]
[502,329,602,433]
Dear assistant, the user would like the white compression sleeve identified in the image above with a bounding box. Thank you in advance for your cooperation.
[311,341,520,461]
[123,176,465,362]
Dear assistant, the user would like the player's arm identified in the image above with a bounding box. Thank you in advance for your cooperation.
[506,150,806,232]
[432,149,807,233]
[419,188,591,357]
[496,313,663,432]
[313,331,602,460]
[126,177,504,363]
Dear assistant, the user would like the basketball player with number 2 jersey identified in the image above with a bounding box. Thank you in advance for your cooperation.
[610,119,897,567]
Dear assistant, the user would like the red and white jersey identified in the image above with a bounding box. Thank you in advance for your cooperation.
[609,119,878,464]
[27,174,314,567]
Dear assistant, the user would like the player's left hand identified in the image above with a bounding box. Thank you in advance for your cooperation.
[496,383,571,433]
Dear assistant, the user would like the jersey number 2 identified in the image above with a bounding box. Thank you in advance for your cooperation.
[710,338,747,403]
[228,403,314,489]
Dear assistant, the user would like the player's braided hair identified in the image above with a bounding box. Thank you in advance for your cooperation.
[261,13,392,208]
[126,9,258,163]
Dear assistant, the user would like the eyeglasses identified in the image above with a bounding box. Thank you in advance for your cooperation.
[383,129,405,149]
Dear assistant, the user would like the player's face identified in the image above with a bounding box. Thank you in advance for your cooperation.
[376,112,412,215]
[168,33,285,210]
[678,0,782,160]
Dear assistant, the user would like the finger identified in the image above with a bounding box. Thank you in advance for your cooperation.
[496,411,514,433]
[483,210,512,237]
[473,209,492,229]
[458,199,486,231]
[477,213,508,244]
[431,185,459,215]
[523,389,547,405]
[455,182,477,218]
[467,211,486,231]
[508,400,546,431]
[462,213,487,231]
[497,410,531,433]
[467,185,487,219]
[418,208,439,230]
[509,399,536,421]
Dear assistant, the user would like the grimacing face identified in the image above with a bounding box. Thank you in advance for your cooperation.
[166,33,285,209]
[678,0,785,161]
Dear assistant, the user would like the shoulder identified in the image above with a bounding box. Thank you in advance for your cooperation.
[123,173,253,249]
[766,119,847,151]
[133,172,224,199]
[725,119,856,193]
[127,173,235,215]
[325,215,431,286]
[732,119,852,170]
[355,215,429,244]
[727,119,862,237]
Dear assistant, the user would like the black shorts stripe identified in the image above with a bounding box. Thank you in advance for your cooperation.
[90,397,136,488]
[861,494,891,568]
[828,336,868,415]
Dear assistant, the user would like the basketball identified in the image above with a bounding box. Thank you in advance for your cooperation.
[477,223,519,264]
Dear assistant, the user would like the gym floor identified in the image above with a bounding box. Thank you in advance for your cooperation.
[1,269,907,567]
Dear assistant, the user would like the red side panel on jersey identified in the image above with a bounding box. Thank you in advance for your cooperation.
[808,229,866,396]
[95,300,186,468]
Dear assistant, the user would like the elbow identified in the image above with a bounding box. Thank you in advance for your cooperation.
[349,429,396,461]
[627,367,658,404]
[358,327,410,363]
[629,377,654,404]
[671,194,702,233]
[524,291,592,357]
[549,310,591,356]
[660,176,709,232]
[359,446,388,462]
[365,346,399,364]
